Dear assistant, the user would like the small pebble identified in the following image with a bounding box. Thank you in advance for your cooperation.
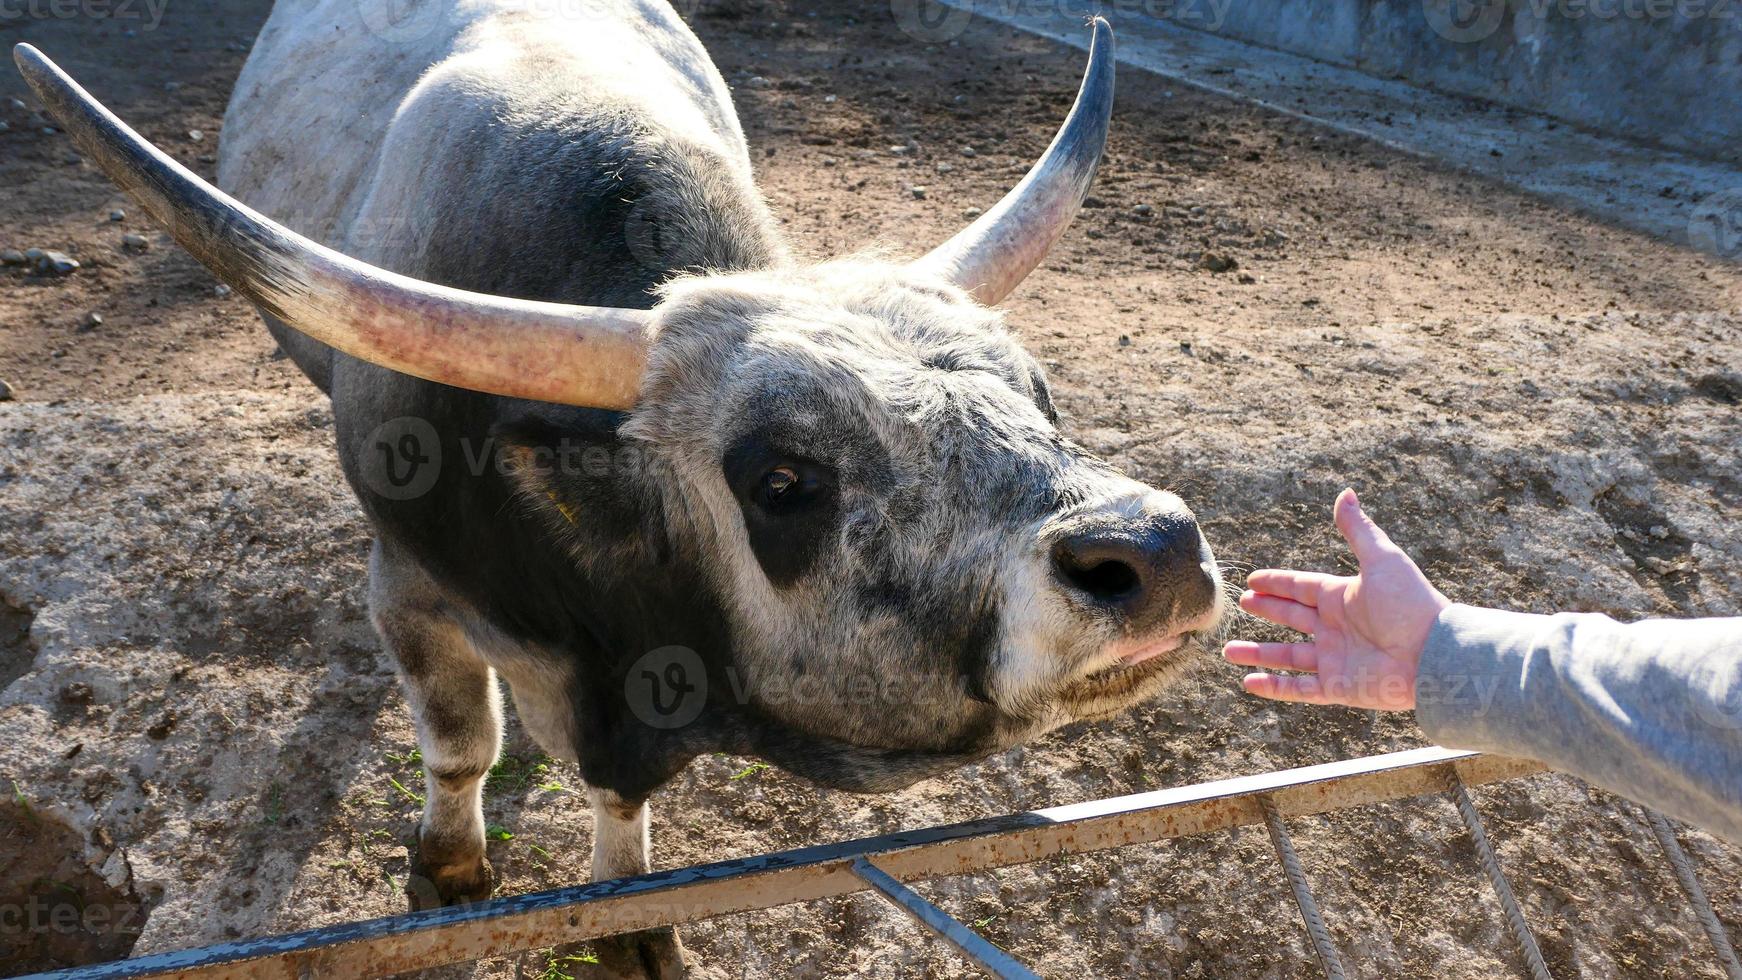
[0,379,13,402]
[888,144,912,155]
[64,152,82,165]
[959,146,977,157]
[823,94,837,103]
[745,76,770,89]
[961,207,982,219]
[935,162,954,174]
[41,126,58,136]
[188,129,204,142]
[1118,334,1131,347]
[0,249,24,266]
[0,121,9,134]
[80,311,104,331]
[6,98,25,112]
[1133,203,1154,216]
[163,81,181,92]
[909,185,927,200]
[122,233,150,249]
[24,247,44,261]
[110,209,126,222]
[36,249,80,276]
[214,284,232,297]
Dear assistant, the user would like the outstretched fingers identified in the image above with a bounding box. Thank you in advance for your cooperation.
[1237,591,1324,635]
[1245,568,1338,607]
[1222,640,1319,673]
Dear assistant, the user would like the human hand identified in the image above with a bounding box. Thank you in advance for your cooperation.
[1222,489,1450,710]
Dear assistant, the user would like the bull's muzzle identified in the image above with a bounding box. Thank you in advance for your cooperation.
[1051,510,1218,635]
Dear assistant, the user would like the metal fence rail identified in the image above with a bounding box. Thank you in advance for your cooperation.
[19,747,1735,979]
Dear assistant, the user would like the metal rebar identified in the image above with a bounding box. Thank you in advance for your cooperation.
[1448,773,1552,980]
[849,858,1041,980]
[1643,808,1742,980]
[1259,794,1347,980]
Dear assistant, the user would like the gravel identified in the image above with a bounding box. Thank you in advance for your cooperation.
[34,250,80,276]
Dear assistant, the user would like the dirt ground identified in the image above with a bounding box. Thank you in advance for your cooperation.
[3,1,1741,977]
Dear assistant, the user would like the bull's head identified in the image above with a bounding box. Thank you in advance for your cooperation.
[16,21,1224,787]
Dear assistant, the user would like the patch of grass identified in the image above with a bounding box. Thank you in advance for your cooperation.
[485,824,515,842]
[487,752,561,795]
[972,914,1001,929]
[384,748,423,767]
[729,761,770,781]
[263,782,284,824]
[10,779,35,827]
[536,950,600,980]
[387,775,425,807]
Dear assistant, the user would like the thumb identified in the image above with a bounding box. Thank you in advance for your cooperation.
[1334,488,1397,564]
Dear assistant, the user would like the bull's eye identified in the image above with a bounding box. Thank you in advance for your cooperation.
[759,466,800,507]
[722,437,841,587]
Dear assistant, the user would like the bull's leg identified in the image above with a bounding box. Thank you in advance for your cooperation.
[369,542,501,909]
[585,789,689,980]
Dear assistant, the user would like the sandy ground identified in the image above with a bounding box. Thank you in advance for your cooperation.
[2,1,1741,977]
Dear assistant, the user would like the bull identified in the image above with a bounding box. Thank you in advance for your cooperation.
[15,2,1223,974]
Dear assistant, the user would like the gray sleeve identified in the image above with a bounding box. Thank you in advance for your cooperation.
[1415,604,1742,841]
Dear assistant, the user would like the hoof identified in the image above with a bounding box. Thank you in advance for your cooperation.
[406,839,497,910]
[584,926,690,980]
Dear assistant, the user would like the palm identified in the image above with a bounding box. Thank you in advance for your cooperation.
[1223,490,1448,711]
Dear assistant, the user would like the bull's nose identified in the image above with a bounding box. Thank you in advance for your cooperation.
[1051,513,1215,629]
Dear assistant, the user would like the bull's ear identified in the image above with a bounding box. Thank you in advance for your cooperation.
[912,17,1114,305]
[1024,358,1059,424]
[490,416,678,565]
[12,42,653,409]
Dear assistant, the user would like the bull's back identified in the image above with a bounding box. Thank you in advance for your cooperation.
[217,0,753,395]
[218,0,746,250]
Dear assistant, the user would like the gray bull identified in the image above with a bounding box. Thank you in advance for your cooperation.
[16,2,1223,973]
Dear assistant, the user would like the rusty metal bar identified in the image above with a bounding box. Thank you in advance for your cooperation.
[20,747,1543,980]
[1447,772,1552,980]
[1259,795,1347,980]
[848,857,1040,980]
[1643,808,1742,980]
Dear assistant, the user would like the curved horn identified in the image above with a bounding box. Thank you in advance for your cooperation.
[13,44,651,410]
[914,17,1115,305]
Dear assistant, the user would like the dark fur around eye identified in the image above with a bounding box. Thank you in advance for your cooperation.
[722,434,840,587]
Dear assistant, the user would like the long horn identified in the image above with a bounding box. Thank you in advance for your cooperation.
[914,17,1115,305]
[13,44,651,410]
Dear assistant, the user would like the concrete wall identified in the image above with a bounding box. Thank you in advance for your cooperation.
[1133,0,1741,163]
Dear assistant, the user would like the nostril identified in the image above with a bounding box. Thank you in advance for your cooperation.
[1069,559,1140,600]
[1054,544,1143,603]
